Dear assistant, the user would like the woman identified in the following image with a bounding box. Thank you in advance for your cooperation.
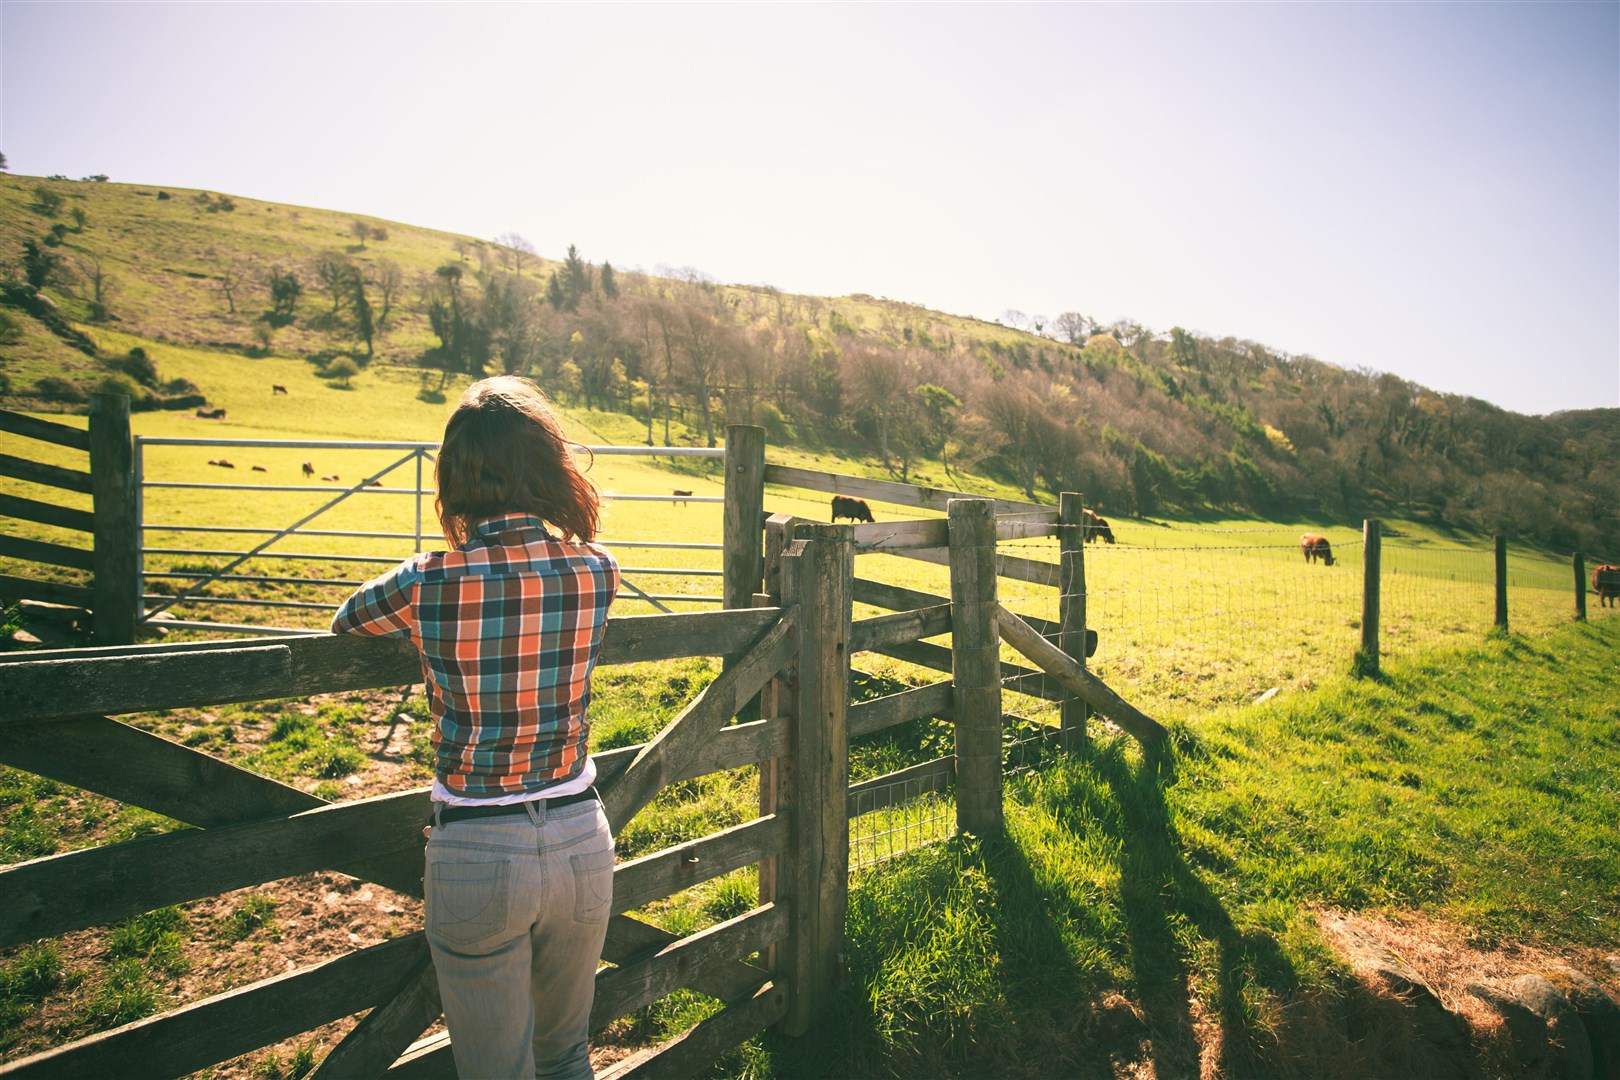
[333,376,619,1080]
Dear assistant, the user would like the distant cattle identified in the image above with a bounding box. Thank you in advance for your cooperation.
[206,458,235,469]
[321,474,340,483]
[831,495,875,523]
[672,489,693,506]
[365,479,383,488]
[1592,564,1620,608]
[1301,533,1335,566]
[195,407,227,420]
[271,384,288,395]
[302,461,315,479]
[251,465,267,472]
[1082,508,1116,544]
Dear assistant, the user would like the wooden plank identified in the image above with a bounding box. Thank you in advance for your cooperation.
[0,645,294,723]
[851,518,948,552]
[1575,552,1587,621]
[601,914,770,1005]
[602,609,799,832]
[599,608,781,665]
[853,575,946,614]
[310,956,439,1080]
[90,393,139,644]
[0,933,428,1080]
[763,463,1047,518]
[597,981,788,1080]
[0,409,90,451]
[610,815,786,914]
[848,603,951,654]
[0,492,93,533]
[996,517,1060,541]
[994,604,1167,748]
[895,544,1062,587]
[948,499,1003,837]
[848,681,955,740]
[385,1033,455,1080]
[869,637,1065,703]
[722,425,766,611]
[0,534,93,571]
[1361,519,1381,674]
[0,574,92,607]
[0,452,93,494]
[590,903,784,1031]
[0,715,425,899]
[781,526,852,1036]
[1494,534,1509,630]
[847,757,955,817]
[0,789,427,950]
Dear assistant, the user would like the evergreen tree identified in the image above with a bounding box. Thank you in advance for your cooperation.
[600,261,618,300]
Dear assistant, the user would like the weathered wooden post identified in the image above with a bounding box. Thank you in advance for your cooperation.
[775,524,852,1036]
[88,392,138,644]
[1358,518,1381,676]
[1574,552,1587,622]
[1494,535,1509,631]
[948,497,1003,836]
[722,425,766,612]
[1058,492,1089,752]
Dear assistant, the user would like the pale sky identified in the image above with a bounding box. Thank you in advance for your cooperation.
[2,1,1616,415]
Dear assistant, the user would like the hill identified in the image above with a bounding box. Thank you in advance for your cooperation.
[1,172,1616,556]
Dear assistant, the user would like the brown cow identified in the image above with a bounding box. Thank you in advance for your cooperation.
[1082,508,1116,544]
[321,474,340,483]
[831,495,875,523]
[271,384,288,395]
[302,461,315,479]
[1301,533,1335,566]
[1592,564,1620,608]
[672,489,693,507]
[206,458,235,469]
[195,407,227,419]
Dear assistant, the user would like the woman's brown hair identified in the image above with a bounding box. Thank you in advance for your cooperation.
[434,377,600,546]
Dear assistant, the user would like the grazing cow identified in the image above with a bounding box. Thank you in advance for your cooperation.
[271,384,288,395]
[251,465,267,472]
[206,458,235,469]
[302,461,315,479]
[321,474,340,482]
[672,489,693,507]
[1082,508,1116,544]
[365,479,383,488]
[1301,533,1335,566]
[831,495,875,523]
[1592,564,1620,608]
[195,407,227,419]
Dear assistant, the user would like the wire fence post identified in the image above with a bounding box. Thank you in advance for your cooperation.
[89,393,138,645]
[1574,552,1587,622]
[1358,518,1381,676]
[1058,492,1089,752]
[948,497,1003,836]
[1494,535,1509,631]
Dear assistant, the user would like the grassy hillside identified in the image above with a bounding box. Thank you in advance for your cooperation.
[2,170,1616,558]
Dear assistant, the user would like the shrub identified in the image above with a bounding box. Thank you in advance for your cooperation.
[323,357,359,387]
[112,347,159,388]
[0,371,11,395]
[156,191,170,201]
[34,377,85,403]
[95,373,145,400]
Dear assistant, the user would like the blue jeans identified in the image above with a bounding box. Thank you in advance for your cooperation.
[424,798,615,1079]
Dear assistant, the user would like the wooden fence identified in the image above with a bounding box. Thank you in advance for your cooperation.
[0,394,137,642]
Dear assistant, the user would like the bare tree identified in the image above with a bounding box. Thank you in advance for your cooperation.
[216,262,244,315]
[315,252,354,314]
[372,259,403,331]
[494,232,538,274]
[74,252,116,321]
[1053,312,1092,347]
[350,219,370,249]
[680,308,728,448]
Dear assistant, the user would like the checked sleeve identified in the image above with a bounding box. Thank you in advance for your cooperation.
[331,553,427,637]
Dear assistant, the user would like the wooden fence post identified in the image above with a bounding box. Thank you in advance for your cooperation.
[723,425,767,612]
[1494,535,1509,631]
[89,393,138,645]
[948,497,1002,836]
[776,524,852,1036]
[1574,552,1587,622]
[1058,492,1089,752]
[1358,518,1381,677]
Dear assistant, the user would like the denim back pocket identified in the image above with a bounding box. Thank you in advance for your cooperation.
[570,848,615,924]
[426,856,514,950]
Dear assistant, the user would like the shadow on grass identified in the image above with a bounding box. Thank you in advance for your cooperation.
[1091,742,1302,1079]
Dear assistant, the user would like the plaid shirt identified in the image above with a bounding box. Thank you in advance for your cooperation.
[332,514,619,798]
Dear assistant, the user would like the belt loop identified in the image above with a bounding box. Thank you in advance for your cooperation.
[523,799,544,826]
[432,802,444,829]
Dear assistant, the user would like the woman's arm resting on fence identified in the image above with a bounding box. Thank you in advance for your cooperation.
[331,555,426,636]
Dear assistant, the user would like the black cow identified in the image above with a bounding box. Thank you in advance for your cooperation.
[831,495,875,523]
[1082,509,1116,544]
